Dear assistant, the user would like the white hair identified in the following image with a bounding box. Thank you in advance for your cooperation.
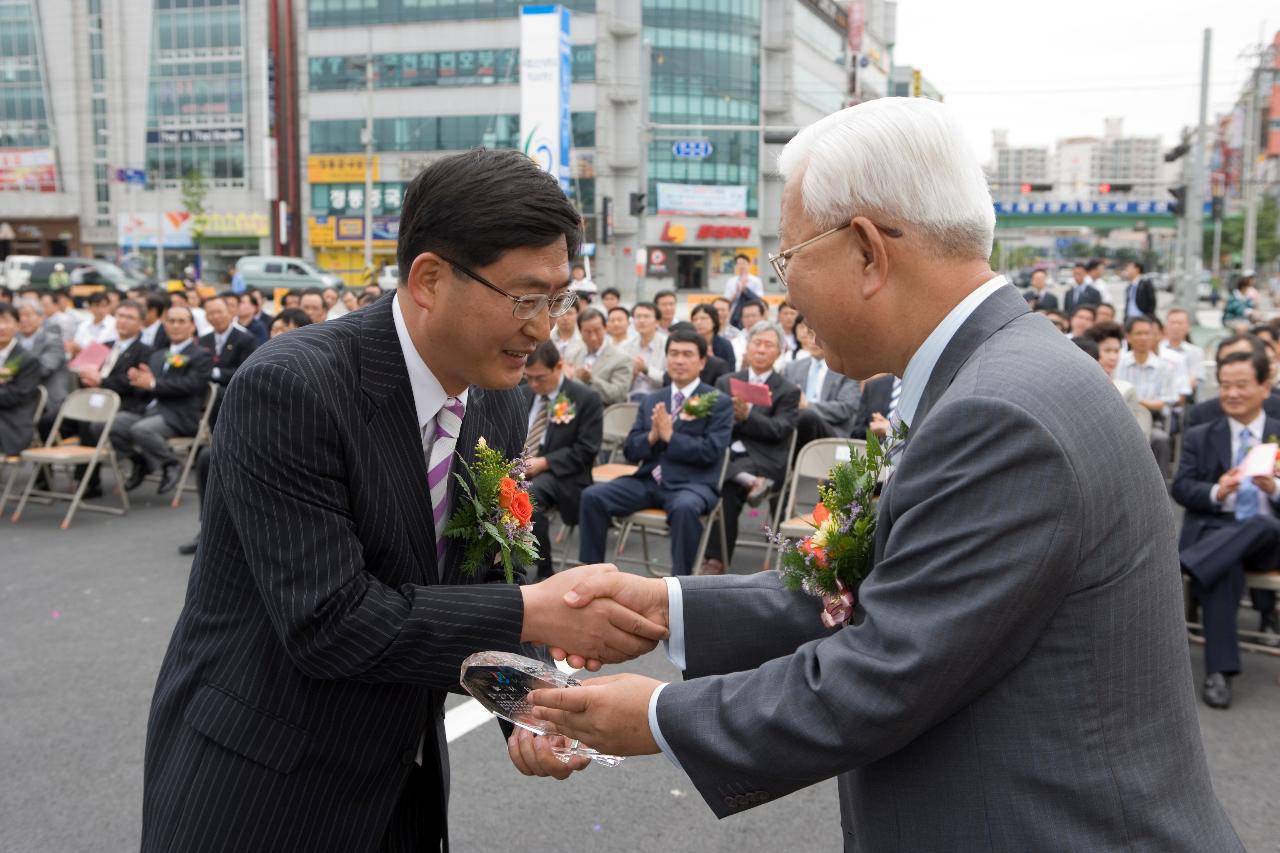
[778,98,995,260]
[747,320,785,350]
[15,298,44,318]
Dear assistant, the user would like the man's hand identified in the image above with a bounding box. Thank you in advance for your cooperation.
[575,366,593,383]
[79,367,102,388]
[525,456,549,477]
[520,564,667,665]
[507,728,590,779]
[128,364,156,390]
[651,403,673,443]
[529,674,663,757]
[732,397,750,422]
[547,572,669,670]
[798,391,810,410]
[869,412,890,438]
[632,355,648,374]
[1254,475,1277,496]
[1217,468,1241,500]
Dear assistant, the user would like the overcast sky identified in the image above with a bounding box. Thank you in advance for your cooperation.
[893,0,1274,161]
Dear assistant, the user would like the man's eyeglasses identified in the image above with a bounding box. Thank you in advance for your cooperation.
[435,254,578,320]
[768,221,903,287]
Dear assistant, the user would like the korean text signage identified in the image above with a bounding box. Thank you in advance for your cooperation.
[656,183,748,218]
[0,148,57,192]
[994,200,1174,215]
[519,5,572,193]
[145,128,245,144]
[672,140,714,160]
[659,221,752,243]
[308,155,380,184]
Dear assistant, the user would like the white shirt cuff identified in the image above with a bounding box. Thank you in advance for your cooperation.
[663,576,686,671]
[647,682,684,771]
[212,367,222,381]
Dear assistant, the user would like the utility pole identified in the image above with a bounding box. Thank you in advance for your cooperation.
[1181,28,1211,309]
[1240,55,1263,275]
[362,39,376,273]
[635,41,651,302]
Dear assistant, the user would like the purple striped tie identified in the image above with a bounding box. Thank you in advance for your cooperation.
[426,397,466,565]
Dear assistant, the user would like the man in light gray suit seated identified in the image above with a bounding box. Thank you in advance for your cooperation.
[570,308,634,406]
[781,313,860,446]
[529,98,1242,851]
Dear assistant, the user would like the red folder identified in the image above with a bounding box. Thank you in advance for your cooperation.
[69,341,110,372]
[730,377,773,407]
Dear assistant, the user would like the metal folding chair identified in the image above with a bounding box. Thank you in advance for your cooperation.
[0,385,47,512]
[11,388,129,528]
[166,382,218,508]
[763,438,861,570]
[599,401,638,463]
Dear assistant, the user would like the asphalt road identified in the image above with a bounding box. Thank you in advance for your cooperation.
[1,472,1277,852]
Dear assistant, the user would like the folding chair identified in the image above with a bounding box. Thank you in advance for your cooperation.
[599,401,638,463]
[764,438,861,570]
[0,385,47,511]
[11,388,129,528]
[553,461,641,571]
[611,448,733,578]
[1185,571,1280,659]
[167,382,218,508]
[727,428,798,567]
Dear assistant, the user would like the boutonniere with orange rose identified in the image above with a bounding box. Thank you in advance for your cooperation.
[767,427,903,627]
[678,389,721,421]
[165,352,188,370]
[548,392,576,425]
[443,438,539,583]
[0,355,20,385]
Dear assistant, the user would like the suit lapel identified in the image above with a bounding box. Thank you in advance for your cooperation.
[1211,418,1232,475]
[358,296,439,586]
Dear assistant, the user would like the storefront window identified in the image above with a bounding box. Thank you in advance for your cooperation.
[310,113,595,154]
[308,45,594,91]
[309,0,595,28]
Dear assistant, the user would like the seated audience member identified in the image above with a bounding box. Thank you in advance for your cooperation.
[322,286,345,319]
[15,299,72,416]
[1095,303,1117,325]
[571,308,633,406]
[1148,315,1192,403]
[299,288,327,325]
[690,303,737,365]
[1185,334,1280,429]
[521,342,604,580]
[549,300,586,368]
[730,300,768,369]
[1086,322,1148,436]
[70,292,116,355]
[1162,307,1206,400]
[40,287,81,344]
[280,292,302,311]
[1068,305,1097,338]
[270,308,313,337]
[73,300,155,498]
[140,293,170,348]
[1116,315,1181,471]
[111,305,213,494]
[782,314,861,445]
[1044,310,1070,335]
[234,292,270,345]
[700,322,800,575]
[578,327,733,576]
[1173,350,1280,710]
[776,300,801,361]
[198,295,258,423]
[654,289,679,333]
[851,373,901,440]
[1071,335,1099,360]
[0,304,41,456]
[713,296,743,346]
[169,289,212,337]
[663,322,731,388]
[356,291,380,309]
[338,289,360,315]
[605,305,633,347]
[599,287,622,312]
[1022,269,1059,312]
[621,301,667,399]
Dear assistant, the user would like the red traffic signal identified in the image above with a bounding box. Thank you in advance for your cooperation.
[1098,183,1111,194]
[1020,183,1032,194]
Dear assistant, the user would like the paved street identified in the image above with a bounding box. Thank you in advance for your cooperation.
[2,476,1278,852]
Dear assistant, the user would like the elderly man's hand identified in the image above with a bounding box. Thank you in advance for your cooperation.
[548,572,669,671]
[529,674,663,757]
[520,564,668,665]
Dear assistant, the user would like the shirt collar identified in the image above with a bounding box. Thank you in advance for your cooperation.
[0,339,16,363]
[673,378,701,402]
[169,339,191,354]
[898,275,1008,428]
[1228,413,1267,442]
[115,335,138,351]
[392,293,468,432]
[748,369,772,384]
[538,376,565,401]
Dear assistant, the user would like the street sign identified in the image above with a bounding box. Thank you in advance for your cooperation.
[672,140,714,160]
[115,168,146,185]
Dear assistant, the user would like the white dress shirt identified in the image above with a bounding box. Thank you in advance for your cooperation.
[722,273,763,301]
[74,315,116,349]
[1208,412,1278,514]
[622,332,668,395]
[526,376,565,440]
[141,320,162,347]
[209,328,232,381]
[647,274,1011,766]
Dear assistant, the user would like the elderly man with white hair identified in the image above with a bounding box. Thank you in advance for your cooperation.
[15,298,72,411]
[526,98,1243,852]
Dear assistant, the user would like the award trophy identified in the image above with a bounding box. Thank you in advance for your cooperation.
[459,651,624,767]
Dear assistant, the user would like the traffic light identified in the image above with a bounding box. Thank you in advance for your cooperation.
[1098,183,1133,194]
[1210,196,1223,220]
[1019,183,1052,193]
[1164,142,1190,163]
[1168,186,1187,216]
[629,192,646,216]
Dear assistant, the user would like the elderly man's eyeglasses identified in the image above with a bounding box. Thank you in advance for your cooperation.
[768,221,904,287]
[435,254,578,320]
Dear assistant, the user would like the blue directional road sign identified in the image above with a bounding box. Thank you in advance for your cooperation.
[672,140,714,160]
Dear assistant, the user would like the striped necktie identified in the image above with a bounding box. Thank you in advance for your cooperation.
[426,397,466,565]
[887,377,902,423]
[1235,427,1260,521]
[524,395,549,456]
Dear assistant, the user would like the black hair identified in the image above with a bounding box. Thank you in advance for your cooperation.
[274,307,312,329]
[0,304,18,322]
[526,340,561,369]
[653,290,676,304]
[1123,315,1154,334]
[357,291,379,307]
[1072,262,1086,270]
[1217,350,1270,384]
[1249,323,1275,341]
[144,293,169,318]
[712,295,731,307]
[1128,260,1146,274]
[601,287,621,301]
[1215,333,1268,362]
[689,303,720,335]
[1086,259,1104,273]
[1085,321,1124,345]
[607,305,630,320]
[87,291,109,306]
[1071,305,1097,320]
[740,299,767,319]
[396,148,581,278]
[665,325,707,359]
[1072,335,1100,360]
[1098,302,1115,314]
[576,308,606,330]
[734,253,751,263]
[116,299,144,320]
[300,287,324,299]
[632,300,657,319]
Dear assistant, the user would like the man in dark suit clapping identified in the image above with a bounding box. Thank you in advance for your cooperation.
[700,321,800,574]
[522,341,604,580]
[110,304,212,494]
[578,327,734,576]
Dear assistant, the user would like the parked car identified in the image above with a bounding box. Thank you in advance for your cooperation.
[235,256,342,292]
[1,255,39,290]
[377,264,399,291]
[27,257,147,293]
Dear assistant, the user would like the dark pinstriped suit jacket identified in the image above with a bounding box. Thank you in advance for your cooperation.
[142,294,531,853]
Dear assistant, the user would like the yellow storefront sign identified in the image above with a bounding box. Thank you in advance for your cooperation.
[193,211,270,237]
[307,155,379,183]
[307,216,396,249]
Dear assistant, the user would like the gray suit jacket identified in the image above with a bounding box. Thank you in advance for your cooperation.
[782,356,861,436]
[656,285,1240,852]
[580,340,633,406]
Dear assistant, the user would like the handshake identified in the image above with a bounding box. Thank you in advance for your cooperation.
[511,564,671,778]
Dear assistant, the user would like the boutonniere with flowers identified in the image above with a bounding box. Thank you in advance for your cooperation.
[0,355,20,385]
[767,427,904,627]
[548,392,576,425]
[443,438,539,583]
[165,352,189,370]
[679,389,722,421]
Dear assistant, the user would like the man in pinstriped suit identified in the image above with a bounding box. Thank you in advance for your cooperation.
[141,150,665,853]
